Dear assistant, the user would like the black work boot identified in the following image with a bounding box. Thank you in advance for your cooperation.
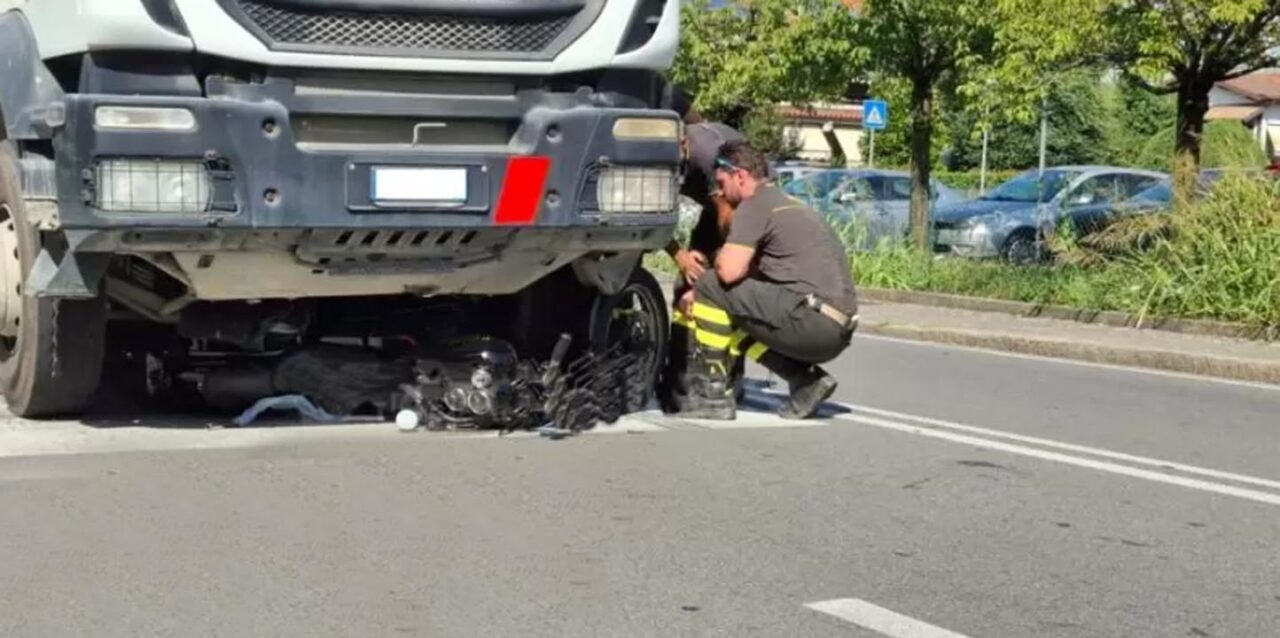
[682,378,736,420]
[760,352,838,420]
[779,372,837,420]
[680,353,736,420]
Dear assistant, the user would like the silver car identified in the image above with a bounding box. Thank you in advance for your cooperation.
[820,170,967,248]
[933,166,1167,263]
[773,162,827,188]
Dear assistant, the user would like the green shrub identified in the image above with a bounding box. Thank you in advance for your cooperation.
[933,169,1023,196]
[1120,174,1280,326]
[1136,121,1269,171]
[849,175,1280,330]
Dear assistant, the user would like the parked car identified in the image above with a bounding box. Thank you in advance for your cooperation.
[773,162,827,187]
[783,169,865,201]
[933,166,1167,263]
[820,170,967,247]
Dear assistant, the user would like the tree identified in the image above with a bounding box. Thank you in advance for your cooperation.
[1103,1,1280,197]
[740,107,803,160]
[670,0,861,124]
[1136,120,1270,171]
[853,0,993,248]
[1099,77,1178,167]
[857,76,949,168]
[943,69,1111,171]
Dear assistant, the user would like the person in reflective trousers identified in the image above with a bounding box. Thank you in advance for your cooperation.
[656,87,751,413]
[678,140,859,420]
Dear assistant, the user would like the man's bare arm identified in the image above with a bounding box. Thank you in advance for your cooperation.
[715,244,754,285]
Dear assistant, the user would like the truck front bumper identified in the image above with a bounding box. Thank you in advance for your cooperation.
[34,91,681,300]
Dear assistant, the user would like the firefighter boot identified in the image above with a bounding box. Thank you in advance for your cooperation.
[680,350,737,420]
[760,352,838,420]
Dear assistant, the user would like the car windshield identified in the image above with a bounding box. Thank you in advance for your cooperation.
[783,174,818,197]
[1130,182,1172,204]
[981,170,1079,203]
[784,172,848,199]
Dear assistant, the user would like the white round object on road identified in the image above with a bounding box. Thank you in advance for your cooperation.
[396,410,421,432]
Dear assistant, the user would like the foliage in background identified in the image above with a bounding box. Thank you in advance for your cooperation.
[868,73,1187,175]
[1135,121,1270,172]
[856,76,949,169]
[1102,0,1280,196]
[845,175,1280,330]
[932,169,1023,195]
[670,0,861,125]
[1099,78,1178,167]
[941,69,1110,171]
[852,0,994,248]
[740,107,804,160]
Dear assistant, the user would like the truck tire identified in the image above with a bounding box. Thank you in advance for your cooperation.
[589,266,668,417]
[0,142,107,418]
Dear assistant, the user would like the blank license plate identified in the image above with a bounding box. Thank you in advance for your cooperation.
[371,167,468,204]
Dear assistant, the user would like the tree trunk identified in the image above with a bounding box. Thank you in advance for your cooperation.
[1173,80,1209,204]
[908,74,935,250]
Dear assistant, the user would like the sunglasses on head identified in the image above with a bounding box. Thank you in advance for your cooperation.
[715,156,744,172]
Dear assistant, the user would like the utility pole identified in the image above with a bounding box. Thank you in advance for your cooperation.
[1035,94,1050,254]
[980,127,990,194]
[1038,102,1048,178]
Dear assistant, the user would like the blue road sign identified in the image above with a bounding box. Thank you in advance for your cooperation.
[863,99,888,131]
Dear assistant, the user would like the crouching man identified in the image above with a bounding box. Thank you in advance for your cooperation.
[680,141,858,420]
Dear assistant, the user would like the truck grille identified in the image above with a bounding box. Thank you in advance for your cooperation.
[235,0,574,55]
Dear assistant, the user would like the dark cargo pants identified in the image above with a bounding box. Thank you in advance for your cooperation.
[689,273,853,383]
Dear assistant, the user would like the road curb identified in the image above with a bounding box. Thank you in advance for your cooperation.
[859,321,1280,385]
[859,287,1278,342]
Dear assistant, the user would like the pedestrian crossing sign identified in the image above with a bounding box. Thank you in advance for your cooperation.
[863,99,888,131]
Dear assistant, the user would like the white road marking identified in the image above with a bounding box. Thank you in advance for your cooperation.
[805,599,969,638]
[855,334,1280,393]
[676,408,829,430]
[845,404,1280,493]
[835,411,1280,507]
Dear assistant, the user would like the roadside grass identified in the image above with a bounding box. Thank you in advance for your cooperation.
[846,174,1280,330]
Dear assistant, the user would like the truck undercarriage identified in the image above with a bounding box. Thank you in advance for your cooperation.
[0,0,683,426]
[100,263,669,432]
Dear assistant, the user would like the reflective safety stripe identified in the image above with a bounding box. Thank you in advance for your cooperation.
[746,342,770,361]
[695,329,733,351]
[691,302,732,327]
[728,331,750,356]
[672,312,697,329]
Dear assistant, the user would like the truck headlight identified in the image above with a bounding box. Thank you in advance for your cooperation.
[596,166,677,214]
[612,118,679,141]
[95,106,196,132]
[95,159,213,214]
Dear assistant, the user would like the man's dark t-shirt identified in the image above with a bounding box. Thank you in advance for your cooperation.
[725,185,858,314]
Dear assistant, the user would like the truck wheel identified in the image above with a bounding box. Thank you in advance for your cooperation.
[0,142,106,418]
[589,266,668,419]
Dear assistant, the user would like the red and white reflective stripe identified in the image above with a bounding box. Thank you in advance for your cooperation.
[494,156,551,226]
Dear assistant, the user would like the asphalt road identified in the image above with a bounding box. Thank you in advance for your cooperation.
[2,336,1279,638]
